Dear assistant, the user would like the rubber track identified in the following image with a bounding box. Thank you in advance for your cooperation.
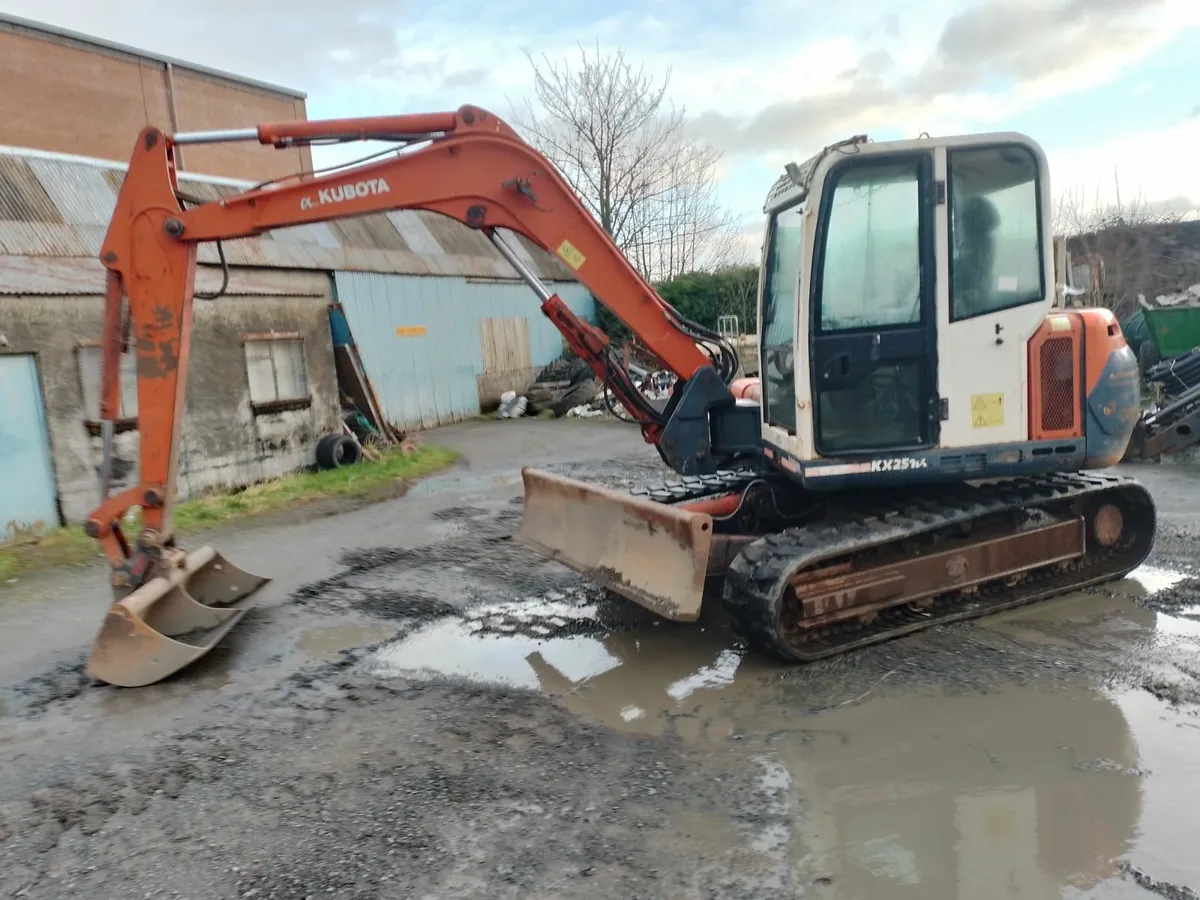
[720,471,1157,663]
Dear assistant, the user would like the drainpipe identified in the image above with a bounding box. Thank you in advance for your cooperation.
[165,62,185,171]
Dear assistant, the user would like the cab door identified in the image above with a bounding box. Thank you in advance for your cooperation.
[936,141,1053,447]
[808,152,940,456]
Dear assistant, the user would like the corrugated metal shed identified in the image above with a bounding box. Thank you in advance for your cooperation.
[0,143,579,293]
[1,256,330,296]
[334,271,596,430]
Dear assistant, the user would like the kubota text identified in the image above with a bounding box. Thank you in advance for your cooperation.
[300,177,391,210]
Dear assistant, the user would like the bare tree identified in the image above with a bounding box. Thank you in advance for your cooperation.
[1054,179,1194,320]
[715,264,759,334]
[510,43,739,282]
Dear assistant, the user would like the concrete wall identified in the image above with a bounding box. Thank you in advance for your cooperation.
[0,23,311,181]
[0,270,341,524]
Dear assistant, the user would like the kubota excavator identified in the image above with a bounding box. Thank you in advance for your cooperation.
[84,105,1156,688]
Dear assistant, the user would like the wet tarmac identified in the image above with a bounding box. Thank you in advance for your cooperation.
[347,554,1200,898]
[1,420,1199,899]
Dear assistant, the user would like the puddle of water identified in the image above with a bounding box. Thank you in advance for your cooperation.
[298,624,399,661]
[406,470,519,498]
[1151,610,1200,647]
[367,595,772,738]
[365,581,1199,899]
[1106,687,1200,892]
[791,684,1154,899]
[1126,564,1190,595]
[980,565,1199,653]
[1108,565,1200,650]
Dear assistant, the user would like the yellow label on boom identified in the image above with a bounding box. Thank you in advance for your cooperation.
[557,240,586,270]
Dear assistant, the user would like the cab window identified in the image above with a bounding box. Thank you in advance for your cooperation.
[759,201,804,433]
[948,146,1044,321]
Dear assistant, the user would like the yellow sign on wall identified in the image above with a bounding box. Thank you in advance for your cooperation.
[395,325,427,337]
[971,393,1004,428]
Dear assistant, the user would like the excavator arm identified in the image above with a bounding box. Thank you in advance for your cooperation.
[85,104,756,686]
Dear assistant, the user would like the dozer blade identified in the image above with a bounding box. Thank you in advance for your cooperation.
[517,467,714,622]
[86,546,270,688]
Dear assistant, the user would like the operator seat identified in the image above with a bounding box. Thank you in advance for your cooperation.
[952,194,1001,319]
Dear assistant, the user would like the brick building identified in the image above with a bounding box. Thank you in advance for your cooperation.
[0,13,311,180]
[0,15,596,538]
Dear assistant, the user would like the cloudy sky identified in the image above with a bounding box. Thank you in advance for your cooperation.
[6,0,1199,242]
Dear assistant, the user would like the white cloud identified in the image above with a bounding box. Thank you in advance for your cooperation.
[1047,117,1200,212]
[4,0,1196,224]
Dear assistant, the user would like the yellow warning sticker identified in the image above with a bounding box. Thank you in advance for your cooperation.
[557,240,586,270]
[395,325,427,337]
[971,392,1004,428]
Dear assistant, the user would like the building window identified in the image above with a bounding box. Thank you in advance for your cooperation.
[243,334,310,413]
[77,345,138,423]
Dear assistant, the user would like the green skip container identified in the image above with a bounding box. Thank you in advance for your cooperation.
[1121,288,1200,369]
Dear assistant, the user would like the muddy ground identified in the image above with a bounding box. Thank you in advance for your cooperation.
[1,419,1199,900]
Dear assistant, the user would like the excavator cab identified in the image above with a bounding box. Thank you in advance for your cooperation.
[754,135,1053,469]
[521,131,1150,646]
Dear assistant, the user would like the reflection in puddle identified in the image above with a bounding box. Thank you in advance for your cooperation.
[982,564,1199,653]
[365,574,1200,899]
[406,470,519,498]
[802,686,1148,898]
[1127,564,1190,595]
[1117,565,1200,649]
[1152,610,1200,648]
[367,595,768,738]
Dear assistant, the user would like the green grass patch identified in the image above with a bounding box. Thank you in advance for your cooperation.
[0,444,459,581]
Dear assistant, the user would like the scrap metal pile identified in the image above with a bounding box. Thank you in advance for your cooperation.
[1125,285,1200,461]
[1126,348,1200,461]
[496,352,676,422]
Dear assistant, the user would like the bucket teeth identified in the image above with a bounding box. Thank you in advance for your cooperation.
[85,546,270,688]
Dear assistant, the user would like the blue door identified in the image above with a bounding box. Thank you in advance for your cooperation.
[0,355,59,538]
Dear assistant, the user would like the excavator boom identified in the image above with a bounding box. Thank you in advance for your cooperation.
[85,103,1154,689]
[86,104,744,686]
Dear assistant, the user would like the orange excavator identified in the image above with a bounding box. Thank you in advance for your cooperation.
[85,105,1156,687]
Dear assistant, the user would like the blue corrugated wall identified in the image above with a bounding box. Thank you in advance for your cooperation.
[0,355,60,536]
[332,272,596,430]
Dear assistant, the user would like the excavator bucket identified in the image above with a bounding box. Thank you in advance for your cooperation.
[85,545,269,688]
[517,467,715,622]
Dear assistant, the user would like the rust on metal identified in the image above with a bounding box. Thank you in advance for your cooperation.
[516,467,715,621]
[85,545,269,687]
[243,330,303,342]
[676,493,742,517]
[707,535,756,577]
[788,517,1087,630]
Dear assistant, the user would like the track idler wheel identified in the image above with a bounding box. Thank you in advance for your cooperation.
[1089,503,1124,548]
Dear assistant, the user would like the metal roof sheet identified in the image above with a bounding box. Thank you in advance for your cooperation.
[0,157,61,224]
[0,257,329,296]
[26,158,116,227]
[0,144,581,287]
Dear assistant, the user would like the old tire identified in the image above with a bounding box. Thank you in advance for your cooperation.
[1138,340,1160,375]
[551,378,601,417]
[316,434,361,469]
